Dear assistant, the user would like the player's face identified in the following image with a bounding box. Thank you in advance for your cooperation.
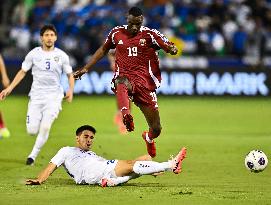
[40,30,57,49]
[127,15,143,35]
[76,130,95,151]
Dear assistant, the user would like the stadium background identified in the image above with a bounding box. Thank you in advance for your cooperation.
[1,0,271,96]
[1,1,271,205]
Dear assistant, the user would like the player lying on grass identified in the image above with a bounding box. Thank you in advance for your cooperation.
[26,125,187,187]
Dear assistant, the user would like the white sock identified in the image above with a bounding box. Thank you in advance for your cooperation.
[28,123,51,160]
[106,176,132,186]
[133,161,171,175]
[145,132,153,143]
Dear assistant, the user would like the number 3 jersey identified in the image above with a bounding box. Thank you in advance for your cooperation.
[104,25,174,91]
[21,47,72,101]
[50,146,117,184]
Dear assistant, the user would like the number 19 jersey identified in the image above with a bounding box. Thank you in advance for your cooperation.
[104,25,173,91]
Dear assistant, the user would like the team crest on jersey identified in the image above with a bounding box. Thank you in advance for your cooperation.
[139,39,146,46]
[54,56,59,62]
[118,40,123,44]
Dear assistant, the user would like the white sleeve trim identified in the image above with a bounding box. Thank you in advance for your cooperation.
[148,60,160,88]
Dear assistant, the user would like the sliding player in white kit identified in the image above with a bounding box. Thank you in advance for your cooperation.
[25,125,187,187]
[0,24,74,165]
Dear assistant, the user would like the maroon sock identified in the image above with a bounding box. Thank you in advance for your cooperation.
[148,129,159,140]
[0,112,5,128]
[116,84,130,116]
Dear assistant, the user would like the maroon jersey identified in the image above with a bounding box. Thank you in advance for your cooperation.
[104,25,173,90]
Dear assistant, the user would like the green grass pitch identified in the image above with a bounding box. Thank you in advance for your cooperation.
[0,96,270,205]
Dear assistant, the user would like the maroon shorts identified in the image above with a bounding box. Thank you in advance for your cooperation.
[111,79,158,110]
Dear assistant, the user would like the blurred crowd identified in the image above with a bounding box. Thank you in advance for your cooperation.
[1,0,271,67]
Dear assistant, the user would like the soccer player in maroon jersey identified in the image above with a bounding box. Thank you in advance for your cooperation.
[74,7,178,157]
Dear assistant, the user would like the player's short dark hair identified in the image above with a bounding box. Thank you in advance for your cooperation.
[40,24,57,36]
[76,125,96,136]
[128,7,143,17]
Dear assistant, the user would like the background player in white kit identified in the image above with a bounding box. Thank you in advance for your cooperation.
[25,125,187,187]
[0,24,74,165]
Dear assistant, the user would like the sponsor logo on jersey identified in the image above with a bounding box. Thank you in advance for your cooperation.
[118,40,123,44]
[139,38,146,46]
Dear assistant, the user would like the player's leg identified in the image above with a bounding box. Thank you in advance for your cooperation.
[132,147,187,175]
[114,76,134,132]
[27,101,61,165]
[133,87,161,157]
[26,101,42,136]
[139,104,161,157]
[139,105,162,139]
[0,111,10,138]
[101,150,187,188]
[101,175,134,187]
[114,147,187,177]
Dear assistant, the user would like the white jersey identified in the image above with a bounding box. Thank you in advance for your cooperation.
[50,147,118,184]
[22,47,72,101]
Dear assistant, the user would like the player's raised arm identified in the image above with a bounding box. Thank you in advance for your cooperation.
[73,45,110,80]
[62,53,74,103]
[0,69,26,100]
[151,29,178,55]
[26,162,57,185]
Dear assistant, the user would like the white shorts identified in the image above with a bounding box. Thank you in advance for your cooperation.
[26,98,62,133]
[101,159,119,178]
[82,159,118,185]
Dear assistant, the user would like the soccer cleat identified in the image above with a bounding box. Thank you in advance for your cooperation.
[0,127,11,138]
[123,114,134,132]
[142,131,156,158]
[26,157,34,166]
[101,178,116,187]
[171,147,187,174]
[101,178,108,187]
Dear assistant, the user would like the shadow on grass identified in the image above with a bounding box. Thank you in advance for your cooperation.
[0,157,25,165]
[47,179,169,188]
[123,182,166,187]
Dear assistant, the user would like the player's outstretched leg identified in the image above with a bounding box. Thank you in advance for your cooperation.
[132,147,187,175]
[142,131,156,157]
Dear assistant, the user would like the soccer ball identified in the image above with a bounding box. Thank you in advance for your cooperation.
[245,150,268,173]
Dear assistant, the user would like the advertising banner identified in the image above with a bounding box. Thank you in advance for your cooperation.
[6,65,271,96]
[63,69,270,96]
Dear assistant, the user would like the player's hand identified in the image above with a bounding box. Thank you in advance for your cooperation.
[169,45,178,55]
[0,87,12,100]
[64,89,73,103]
[25,179,41,185]
[73,68,88,80]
